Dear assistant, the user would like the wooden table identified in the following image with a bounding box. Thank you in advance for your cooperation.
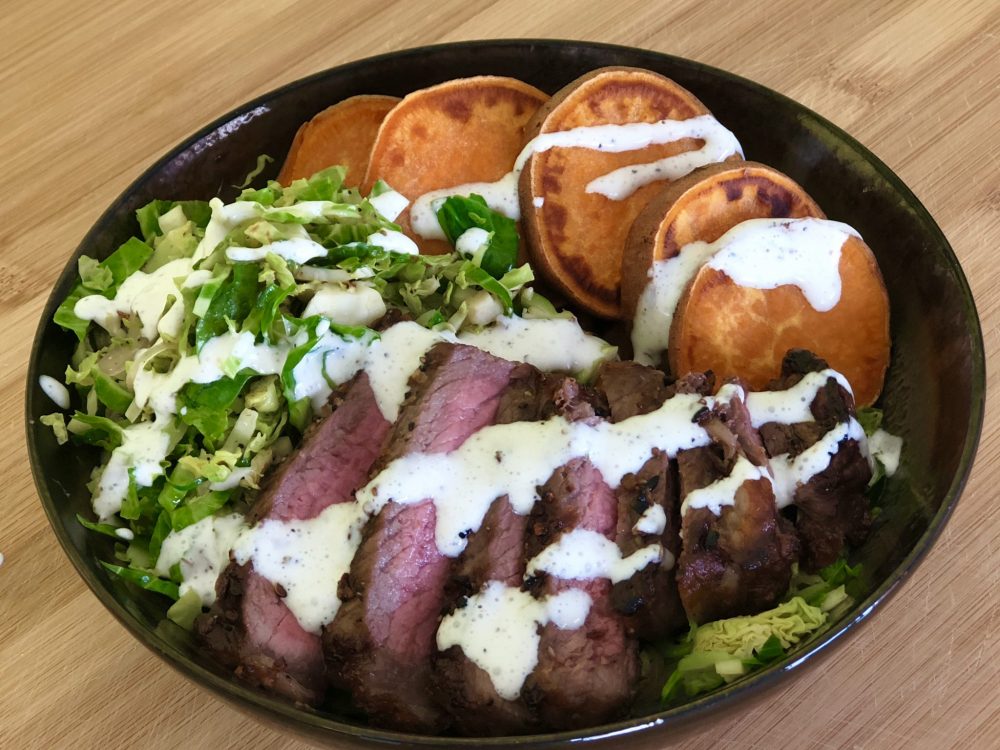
[3,2,997,748]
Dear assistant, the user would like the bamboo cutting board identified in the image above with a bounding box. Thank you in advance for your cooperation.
[2,1,998,748]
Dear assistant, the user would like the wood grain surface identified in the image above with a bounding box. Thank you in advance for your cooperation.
[2,1,998,748]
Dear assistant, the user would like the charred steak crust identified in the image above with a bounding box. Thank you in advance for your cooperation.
[759,349,873,571]
[595,361,686,639]
[677,382,799,624]
[323,343,517,733]
[196,372,391,705]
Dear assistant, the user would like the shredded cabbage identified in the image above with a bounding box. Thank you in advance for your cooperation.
[45,162,611,606]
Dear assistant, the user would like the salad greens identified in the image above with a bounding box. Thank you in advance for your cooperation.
[44,165,542,604]
[661,558,863,701]
[435,194,519,278]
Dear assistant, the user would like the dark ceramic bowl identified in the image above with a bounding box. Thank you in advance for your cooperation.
[26,40,984,748]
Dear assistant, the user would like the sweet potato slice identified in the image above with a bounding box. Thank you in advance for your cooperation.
[277,95,400,185]
[519,67,741,319]
[621,161,824,320]
[670,232,890,407]
[362,76,548,255]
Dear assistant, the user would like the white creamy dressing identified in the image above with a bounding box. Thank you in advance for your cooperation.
[155,513,248,605]
[302,283,387,327]
[93,422,173,519]
[128,316,612,436]
[232,502,369,633]
[680,455,773,515]
[356,391,718,557]
[294,265,362,283]
[868,428,903,477]
[769,418,868,508]
[706,219,860,311]
[74,257,196,341]
[38,374,70,410]
[226,236,328,264]
[631,241,718,365]
[290,328,370,411]
[583,116,744,200]
[633,503,667,535]
[631,218,860,366]
[364,323,455,421]
[436,582,591,700]
[458,315,614,376]
[745,369,853,428]
[194,199,260,260]
[366,228,419,255]
[526,528,668,583]
[455,227,492,259]
[409,115,742,240]
[368,189,410,222]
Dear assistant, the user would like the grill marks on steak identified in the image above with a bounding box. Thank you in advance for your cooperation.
[196,372,391,705]
[676,376,798,624]
[433,368,597,736]
[594,362,686,639]
[323,343,517,732]
[759,350,873,571]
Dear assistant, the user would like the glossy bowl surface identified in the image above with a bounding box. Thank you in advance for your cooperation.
[26,39,985,748]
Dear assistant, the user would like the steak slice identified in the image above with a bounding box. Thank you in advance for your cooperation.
[594,361,686,640]
[757,350,872,570]
[323,342,517,732]
[676,376,799,624]
[522,422,638,730]
[433,369,597,736]
[196,372,391,705]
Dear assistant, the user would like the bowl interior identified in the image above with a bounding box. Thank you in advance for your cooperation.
[26,40,985,747]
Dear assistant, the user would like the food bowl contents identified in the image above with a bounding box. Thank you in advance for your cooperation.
[38,67,904,736]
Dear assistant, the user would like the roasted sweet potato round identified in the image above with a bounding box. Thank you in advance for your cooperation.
[519,67,739,319]
[363,76,548,255]
[277,95,400,185]
[621,161,825,320]
[670,232,890,407]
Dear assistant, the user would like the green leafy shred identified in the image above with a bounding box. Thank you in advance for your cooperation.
[101,562,179,599]
[661,560,863,702]
[435,194,519,279]
[857,406,883,436]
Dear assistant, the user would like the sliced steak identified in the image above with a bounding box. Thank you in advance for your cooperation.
[323,343,517,732]
[594,361,686,640]
[676,379,799,624]
[433,368,597,736]
[522,427,638,730]
[758,350,873,570]
[196,372,391,705]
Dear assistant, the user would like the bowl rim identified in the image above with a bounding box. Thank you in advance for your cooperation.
[25,37,986,747]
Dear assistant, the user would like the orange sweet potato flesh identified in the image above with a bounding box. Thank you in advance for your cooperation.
[670,234,890,406]
[621,161,825,320]
[277,95,400,186]
[362,76,548,255]
[520,67,737,319]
